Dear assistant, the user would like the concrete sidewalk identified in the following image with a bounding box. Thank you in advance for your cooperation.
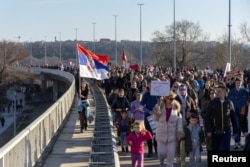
[41,95,95,167]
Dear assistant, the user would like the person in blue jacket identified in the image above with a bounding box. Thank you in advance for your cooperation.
[140,84,158,157]
[228,77,249,149]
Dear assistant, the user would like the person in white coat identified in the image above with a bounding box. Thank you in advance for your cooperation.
[152,92,184,167]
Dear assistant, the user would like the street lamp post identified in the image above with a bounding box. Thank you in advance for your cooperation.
[113,15,118,66]
[30,39,33,66]
[44,36,47,66]
[228,0,231,70]
[93,23,96,53]
[59,32,62,63]
[138,3,143,67]
[173,0,176,71]
[75,28,78,65]
[13,92,17,136]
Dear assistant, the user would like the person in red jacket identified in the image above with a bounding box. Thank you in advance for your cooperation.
[126,121,152,167]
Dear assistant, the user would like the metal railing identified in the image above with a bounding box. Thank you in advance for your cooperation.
[0,67,120,167]
[0,68,75,167]
[89,85,120,167]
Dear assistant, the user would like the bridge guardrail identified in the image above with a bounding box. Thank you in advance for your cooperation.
[0,68,75,167]
[89,85,120,167]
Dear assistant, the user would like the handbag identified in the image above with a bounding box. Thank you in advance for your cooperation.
[88,113,94,124]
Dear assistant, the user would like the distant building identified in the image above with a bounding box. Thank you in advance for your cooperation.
[99,38,111,43]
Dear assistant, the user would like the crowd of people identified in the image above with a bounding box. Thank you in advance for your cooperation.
[97,64,250,167]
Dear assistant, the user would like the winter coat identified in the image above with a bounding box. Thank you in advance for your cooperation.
[228,87,249,113]
[126,131,152,154]
[116,76,128,91]
[175,95,199,124]
[140,92,158,117]
[126,88,140,102]
[204,97,238,134]
[111,97,130,112]
[184,125,205,153]
[130,100,144,121]
[152,104,184,143]
[115,116,133,136]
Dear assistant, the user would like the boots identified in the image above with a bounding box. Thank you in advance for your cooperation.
[125,146,129,152]
[84,121,88,131]
[122,147,125,152]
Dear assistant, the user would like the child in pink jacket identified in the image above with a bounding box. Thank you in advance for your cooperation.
[126,121,152,167]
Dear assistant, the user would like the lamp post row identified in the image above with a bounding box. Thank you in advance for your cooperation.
[14,3,144,67]
[138,3,143,67]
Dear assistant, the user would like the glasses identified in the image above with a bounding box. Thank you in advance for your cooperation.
[209,92,215,95]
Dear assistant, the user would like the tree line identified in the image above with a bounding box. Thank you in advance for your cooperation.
[0,20,249,86]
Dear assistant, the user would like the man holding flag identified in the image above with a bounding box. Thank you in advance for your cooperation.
[77,43,109,80]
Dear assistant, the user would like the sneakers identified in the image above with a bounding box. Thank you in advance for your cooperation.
[234,143,239,149]
[238,143,244,148]
[234,143,244,149]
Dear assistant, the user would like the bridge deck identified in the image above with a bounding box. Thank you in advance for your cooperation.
[41,95,94,167]
[40,85,243,167]
[40,90,209,167]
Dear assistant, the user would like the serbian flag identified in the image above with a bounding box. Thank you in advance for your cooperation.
[77,43,109,80]
[122,50,127,65]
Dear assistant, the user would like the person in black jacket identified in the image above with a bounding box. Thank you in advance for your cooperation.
[240,99,250,151]
[204,85,238,151]
[116,71,128,91]
[78,80,90,132]
[111,89,130,145]
[111,89,130,123]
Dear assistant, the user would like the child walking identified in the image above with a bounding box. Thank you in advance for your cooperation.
[126,121,152,167]
[184,113,205,167]
[115,110,133,152]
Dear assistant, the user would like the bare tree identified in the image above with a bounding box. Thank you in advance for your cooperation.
[214,33,249,70]
[240,22,250,42]
[152,20,211,69]
[0,41,28,84]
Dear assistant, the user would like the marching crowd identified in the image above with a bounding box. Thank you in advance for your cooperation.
[75,64,250,167]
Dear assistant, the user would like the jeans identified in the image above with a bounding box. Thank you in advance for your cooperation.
[212,128,231,151]
[234,112,241,144]
[120,132,128,147]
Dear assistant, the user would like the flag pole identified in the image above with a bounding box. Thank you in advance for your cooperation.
[77,43,81,96]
